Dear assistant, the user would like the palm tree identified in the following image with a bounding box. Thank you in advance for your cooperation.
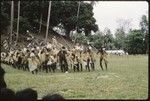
[15,1,20,45]
[45,1,52,42]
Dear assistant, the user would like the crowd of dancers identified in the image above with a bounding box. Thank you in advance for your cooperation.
[1,36,108,74]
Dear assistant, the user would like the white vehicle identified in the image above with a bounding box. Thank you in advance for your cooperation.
[106,50,126,55]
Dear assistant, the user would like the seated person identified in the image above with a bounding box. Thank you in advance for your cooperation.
[42,93,65,101]
[15,88,37,101]
[0,88,16,101]
[0,66,7,90]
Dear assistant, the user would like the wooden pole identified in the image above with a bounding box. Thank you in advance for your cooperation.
[45,1,52,42]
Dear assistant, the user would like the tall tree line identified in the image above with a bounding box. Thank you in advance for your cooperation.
[1,1,98,37]
[73,14,148,54]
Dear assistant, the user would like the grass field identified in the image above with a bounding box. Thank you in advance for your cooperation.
[1,55,148,99]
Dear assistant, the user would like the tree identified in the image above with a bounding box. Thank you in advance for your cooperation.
[1,1,98,38]
[76,1,81,31]
[90,1,99,6]
[60,1,98,37]
[87,30,104,49]
[10,1,14,45]
[45,1,52,42]
[72,32,88,44]
[114,27,126,50]
[116,18,132,33]
[1,1,33,34]
[103,28,114,49]
[15,1,20,44]
[38,1,43,34]
[139,15,148,54]
[125,30,146,54]
[38,1,98,37]
[0,2,10,33]
[140,15,148,34]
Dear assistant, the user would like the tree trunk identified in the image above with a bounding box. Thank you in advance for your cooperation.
[38,1,42,34]
[16,1,20,45]
[76,1,81,30]
[85,29,90,36]
[10,1,14,46]
[146,39,148,54]
[65,29,70,38]
[39,13,43,34]
[45,1,52,42]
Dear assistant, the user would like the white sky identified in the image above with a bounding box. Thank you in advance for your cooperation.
[93,1,148,34]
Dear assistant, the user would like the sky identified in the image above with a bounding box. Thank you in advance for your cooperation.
[93,1,148,35]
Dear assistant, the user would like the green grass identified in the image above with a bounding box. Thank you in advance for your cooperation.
[1,55,148,99]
